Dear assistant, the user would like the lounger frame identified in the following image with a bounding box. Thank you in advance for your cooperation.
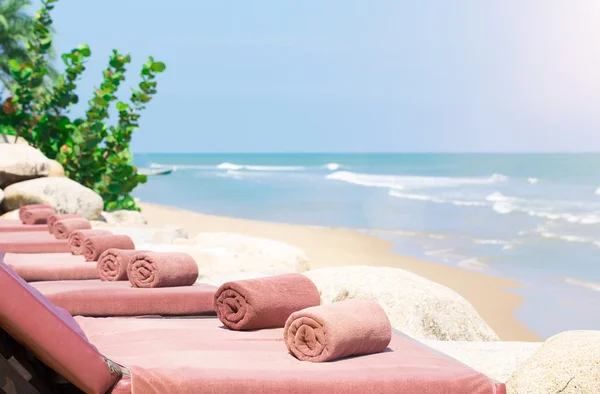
[0,329,83,394]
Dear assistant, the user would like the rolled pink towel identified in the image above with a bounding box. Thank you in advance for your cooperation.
[98,249,145,281]
[19,204,54,222]
[82,234,135,262]
[128,252,199,288]
[20,206,56,225]
[53,218,92,239]
[284,299,392,362]
[214,274,320,331]
[68,229,113,255]
[47,214,81,233]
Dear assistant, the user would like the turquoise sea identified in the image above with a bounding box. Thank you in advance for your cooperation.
[133,153,600,338]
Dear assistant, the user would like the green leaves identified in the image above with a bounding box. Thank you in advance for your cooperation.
[116,101,129,111]
[76,44,91,57]
[8,59,21,73]
[3,1,166,212]
[151,62,166,72]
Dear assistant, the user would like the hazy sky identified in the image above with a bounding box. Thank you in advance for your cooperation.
[44,1,600,153]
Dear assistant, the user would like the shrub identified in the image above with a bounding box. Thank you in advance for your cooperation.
[0,0,165,211]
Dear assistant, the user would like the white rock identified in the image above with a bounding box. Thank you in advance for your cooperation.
[0,209,18,220]
[507,330,600,394]
[47,159,65,177]
[0,134,29,145]
[1,177,103,219]
[101,210,148,226]
[137,233,309,279]
[191,232,310,272]
[421,339,542,383]
[198,272,275,287]
[303,265,499,341]
[0,144,50,188]
[92,226,187,245]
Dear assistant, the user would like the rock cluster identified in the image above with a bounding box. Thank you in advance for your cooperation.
[0,135,103,219]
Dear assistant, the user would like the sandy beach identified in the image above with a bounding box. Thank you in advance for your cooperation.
[140,202,540,342]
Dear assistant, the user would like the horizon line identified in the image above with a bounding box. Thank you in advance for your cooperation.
[132,151,600,155]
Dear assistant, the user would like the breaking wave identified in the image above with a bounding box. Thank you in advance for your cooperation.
[326,171,508,191]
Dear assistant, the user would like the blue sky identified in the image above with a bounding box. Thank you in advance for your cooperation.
[43,1,600,153]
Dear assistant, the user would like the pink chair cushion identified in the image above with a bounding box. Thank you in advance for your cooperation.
[0,219,48,232]
[0,252,120,393]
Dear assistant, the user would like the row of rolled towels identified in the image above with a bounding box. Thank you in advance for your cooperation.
[215,274,392,363]
[19,204,198,288]
[21,204,393,363]
[101,248,393,363]
[72,231,198,288]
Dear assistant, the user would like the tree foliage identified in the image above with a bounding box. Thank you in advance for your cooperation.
[0,0,165,211]
[0,0,57,93]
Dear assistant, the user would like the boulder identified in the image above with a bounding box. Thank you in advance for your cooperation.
[0,134,29,145]
[0,209,18,220]
[47,159,65,177]
[0,144,50,188]
[191,232,310,273]
[100,210,147,226]
[1,177,104,219]
[303,265,499,341]
[94,226,187,245]
[421,339,542,383]
[137,233,309,279]
[507,330,600,394]
[198,272,275,287]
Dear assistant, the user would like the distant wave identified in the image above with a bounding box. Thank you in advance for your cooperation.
[457,258,490,272]
[596,187,600,196]
[215,170,244,180]
[528,177,539,184]
[150,161,338,172]
[486,192,600,224]
[565,278,600,293]
[388,190,487,207]
[326,171,508,191]
[216,162,306,171]
[323,162,341,171]
[538,231,600,248]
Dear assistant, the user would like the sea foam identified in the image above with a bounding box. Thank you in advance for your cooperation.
[565,278,600,293]
[216,162,306,171]
[326,171,507,191]
[486,192,600,224]
[323,162,342,171]
[388,190,486,207]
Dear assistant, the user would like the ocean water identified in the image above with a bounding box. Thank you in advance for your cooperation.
[133,153,600,338]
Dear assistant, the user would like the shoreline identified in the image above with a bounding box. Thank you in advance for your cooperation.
[140,202,541,342]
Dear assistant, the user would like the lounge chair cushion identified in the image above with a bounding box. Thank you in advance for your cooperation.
[0,254,120,394]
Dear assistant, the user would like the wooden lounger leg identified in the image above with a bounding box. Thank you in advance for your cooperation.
[0,353,40,394]
[0,330,82,394]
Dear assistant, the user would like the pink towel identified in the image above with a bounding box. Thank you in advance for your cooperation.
[53,218,92,239]
[284,299,392,362]
[47,214,81,233]
[82,235,135,262]
[20,206,56,225]
[128,252,199,288]
[68,230,113,255]
[98,249,144,281]
[214,274,321,331]
[18,204,53,222]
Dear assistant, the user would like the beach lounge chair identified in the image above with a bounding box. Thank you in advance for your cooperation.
[0,231,69,253]
[0,219,48,233]
[3,253,99,281]
[0,260,506,394]
[0,251,215,317]
[30,280,217,317]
